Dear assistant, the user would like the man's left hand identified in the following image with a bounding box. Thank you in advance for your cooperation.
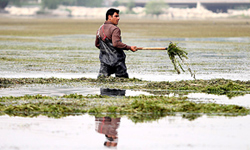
[130,46,137,52]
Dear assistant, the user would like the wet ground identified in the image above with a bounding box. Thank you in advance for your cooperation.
[1,18,250,149]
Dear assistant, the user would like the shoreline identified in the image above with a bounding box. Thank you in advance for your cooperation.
[1,5,250,20]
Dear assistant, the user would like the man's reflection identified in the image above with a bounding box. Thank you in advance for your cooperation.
[100,88,126,96]
[95,88,124,147]
[95,117,120,147]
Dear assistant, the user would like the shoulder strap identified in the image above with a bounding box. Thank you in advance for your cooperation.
[102,25,107,41]
[97,24,103,38]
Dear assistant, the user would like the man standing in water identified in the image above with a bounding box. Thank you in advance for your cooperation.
[95,8,137,78]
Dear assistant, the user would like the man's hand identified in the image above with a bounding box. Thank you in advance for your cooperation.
[130,46,137,52]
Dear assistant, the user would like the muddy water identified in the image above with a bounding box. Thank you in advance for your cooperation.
[1,114,250,150]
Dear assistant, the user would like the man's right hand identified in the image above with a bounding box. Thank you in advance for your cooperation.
[130,46,137,52]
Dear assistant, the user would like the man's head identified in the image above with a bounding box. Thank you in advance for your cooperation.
[104,134,118,147]
[106,8,120,25]
[104,141,118,147]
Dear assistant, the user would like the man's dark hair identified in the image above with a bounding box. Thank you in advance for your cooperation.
[106,8,119,20]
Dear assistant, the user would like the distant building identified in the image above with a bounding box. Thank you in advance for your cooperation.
[26,0,41,4]
[119,0,250,12]
[103,0,116,7]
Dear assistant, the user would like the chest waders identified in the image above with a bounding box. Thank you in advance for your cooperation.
[97,25,129,78]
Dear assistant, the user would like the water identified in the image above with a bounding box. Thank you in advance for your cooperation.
[1,84,250,108]
[1,36,250,81]
[1,30,250,149]
[1,114,250,150]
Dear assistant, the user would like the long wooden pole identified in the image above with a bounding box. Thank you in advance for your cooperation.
[136,47,167,50]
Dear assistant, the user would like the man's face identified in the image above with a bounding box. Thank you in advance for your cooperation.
[109,12,120,25]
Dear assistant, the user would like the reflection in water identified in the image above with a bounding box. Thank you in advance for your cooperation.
[95,117,120,147]
[100,88,126,96]
[95,88,123,147]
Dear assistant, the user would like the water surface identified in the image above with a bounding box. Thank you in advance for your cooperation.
[1,20,250,150]
[1,114,249,150]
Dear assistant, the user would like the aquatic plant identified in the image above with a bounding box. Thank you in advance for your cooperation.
[127,113,170,123]
[1,77,250,98]
[143,78,250,98]
[167,42,195,79]
[0,77,143,87]
[96,76,143,83]
[182,113,202,121]
[1,94,249,121]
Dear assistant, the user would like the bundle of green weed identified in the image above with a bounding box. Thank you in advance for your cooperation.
[167,42,195,79]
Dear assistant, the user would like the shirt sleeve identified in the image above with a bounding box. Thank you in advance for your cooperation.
[112,28,131,50]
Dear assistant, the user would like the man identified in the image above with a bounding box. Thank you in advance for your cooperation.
[95,8,137,78]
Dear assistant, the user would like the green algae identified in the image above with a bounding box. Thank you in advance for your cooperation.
[0,94,249,122]
[0,45,90,51]
[1,77,250,98]
[167,42,195,79]
[0,77,249,91]
[143,78,250,96]
[0,77,143,86]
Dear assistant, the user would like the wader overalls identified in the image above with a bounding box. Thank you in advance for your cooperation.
[97,25,129,78]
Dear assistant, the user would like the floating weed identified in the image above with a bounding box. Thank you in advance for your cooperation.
[0,94,53,102]
[182,113,202,121]
[142,78,250,97]
[127,113,170,123]
[205,81,246,93]
[4,104,41,113]
[0,44,86,51]
[0,57,17,61]
[0,94,249,122]
[96,76,143,83]
[1,78,250,98]
[0,77,144,87]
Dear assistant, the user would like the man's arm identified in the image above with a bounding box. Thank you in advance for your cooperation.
[112,28,132,50]
[95,31,100,49]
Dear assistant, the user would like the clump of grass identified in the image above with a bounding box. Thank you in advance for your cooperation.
[167,42,195,79]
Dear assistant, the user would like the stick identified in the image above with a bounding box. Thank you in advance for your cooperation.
[136,47,167,50]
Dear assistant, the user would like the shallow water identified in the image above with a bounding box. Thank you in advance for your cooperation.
[1,114,250,150]
[188,93,250,108]
[0,85,151,97]
[1,84,249,108]
[1,21,250,150]
[1,36,250,81]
